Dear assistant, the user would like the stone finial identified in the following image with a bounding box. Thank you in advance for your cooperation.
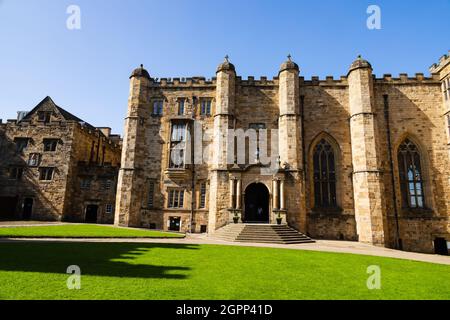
[348,54,372,74]
[130,64,151,80]
[216,55,236,74]
[279,54,299,74]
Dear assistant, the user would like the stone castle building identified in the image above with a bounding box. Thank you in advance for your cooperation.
[0,96,122,223]
[116,53,450,254]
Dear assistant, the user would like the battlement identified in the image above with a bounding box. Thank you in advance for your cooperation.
[429,50,450,73]
[154,77,217,87]
[374,73,440,84]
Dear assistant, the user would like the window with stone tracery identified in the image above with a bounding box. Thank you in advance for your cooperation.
[398,139,425,209]
[169,122,187,169]
[313,139,337,208]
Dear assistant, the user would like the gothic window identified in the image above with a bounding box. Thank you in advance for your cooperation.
[313,139,337,208]
[169,122,187,169]
[398,139,425,209]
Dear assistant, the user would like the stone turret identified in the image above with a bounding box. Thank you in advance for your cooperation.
[115,64,152,227]
[278,55,302,169]
[208,56,236,233]
[347,55,388,245]
[277,55,305,232]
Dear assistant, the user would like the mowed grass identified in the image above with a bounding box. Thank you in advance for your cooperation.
[0,242,449,300]
[0,224,184,238]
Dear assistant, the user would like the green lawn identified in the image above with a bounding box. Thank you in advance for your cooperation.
[0,242,449,300]
[0,224,184,238]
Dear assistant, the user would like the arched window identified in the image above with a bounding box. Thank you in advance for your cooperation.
[313,139,337,208]
[398,139,425,208]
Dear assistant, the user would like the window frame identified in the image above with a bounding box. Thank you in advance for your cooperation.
[178,98,185,115]
[39,167,55,181]
[105,204,113,214]
[200,99,212,116]
[397,139,426,209]
[312,138,338,209]
[147,181,155,208]
[152,100,164,116]
[169,121,188,169]
[14,137,29,153]
[43,139,58,152]
[199,182,207,209]
[167,189,185,208]
[9,167,24,180]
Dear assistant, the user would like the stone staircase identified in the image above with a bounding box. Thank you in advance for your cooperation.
[210,223,315,244]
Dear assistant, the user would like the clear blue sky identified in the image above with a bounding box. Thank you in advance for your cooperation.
[0,0,449,134]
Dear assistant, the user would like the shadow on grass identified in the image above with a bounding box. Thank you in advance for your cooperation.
[0,241,198,279]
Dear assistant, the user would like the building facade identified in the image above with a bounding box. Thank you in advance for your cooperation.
[116,53,450,254]
[0,96,122,223]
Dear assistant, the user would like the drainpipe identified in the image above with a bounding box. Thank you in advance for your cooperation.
[383,94,402,250]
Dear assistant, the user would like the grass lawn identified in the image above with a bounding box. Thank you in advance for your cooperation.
[0,242,449,300]
[0,224,184,238]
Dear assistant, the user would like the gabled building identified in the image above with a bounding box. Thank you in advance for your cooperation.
[0,96,122,223]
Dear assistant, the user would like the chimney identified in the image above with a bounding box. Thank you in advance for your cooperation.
[17,111,28,121]
[98,127,111,137]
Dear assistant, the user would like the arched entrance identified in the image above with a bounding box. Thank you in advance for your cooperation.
[244,183,270,223]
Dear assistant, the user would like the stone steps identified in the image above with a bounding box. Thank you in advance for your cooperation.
[210,223,315,245]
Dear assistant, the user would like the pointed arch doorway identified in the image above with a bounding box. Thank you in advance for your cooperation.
[244,183,270,223]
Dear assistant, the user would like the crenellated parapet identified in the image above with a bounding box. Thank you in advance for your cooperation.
[429,50,450,75]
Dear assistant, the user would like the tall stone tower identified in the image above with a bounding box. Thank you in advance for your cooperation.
[208,57,236,232]
[115,65,151,227]
[278,56,306,232]
[347,56,388,245]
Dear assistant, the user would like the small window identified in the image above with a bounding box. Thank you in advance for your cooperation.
[102,179,112,190]
[38,111,52,123]
[199,182,207,208]
[152,100,164,116]
[14,138,29,153]
[80,178,91,189]
[105,204,113,214]
[447,114,450,137]
[148,181,155,208]
[39,167,54,181]
[168,189,184,208]
[249,123,266,130]
[43,139,58,152]
[201,99,212,116]
[10,167,24,180]
[28,153,40,167]
[178,99,185,115]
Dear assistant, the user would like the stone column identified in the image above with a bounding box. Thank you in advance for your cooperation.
[273,179,279,210]
[348,56,388,246]
[236,179,242,209]
[229,178,235,209]
[280,179,285,210]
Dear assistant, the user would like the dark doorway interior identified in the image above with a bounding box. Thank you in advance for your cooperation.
[0,197,18,220]
[22,198,33,220]
[85,205,99,223]
[244,183,270,223]
[169,217,181,232]
[434,237,449,256]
